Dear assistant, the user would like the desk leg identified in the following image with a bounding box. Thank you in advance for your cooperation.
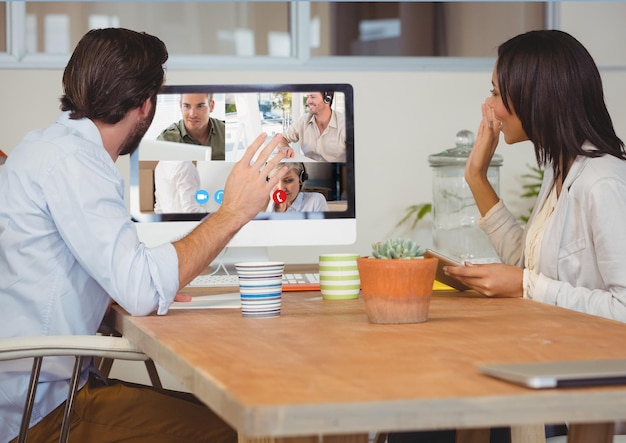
[456,428,490,443]
[510,424,546,443]
[567,422,613,443]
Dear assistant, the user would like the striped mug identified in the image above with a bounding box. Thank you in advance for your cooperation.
[319,254,361,300]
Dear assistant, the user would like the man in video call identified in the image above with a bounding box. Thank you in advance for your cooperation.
[158,92,226,160]
[279,91,346,162]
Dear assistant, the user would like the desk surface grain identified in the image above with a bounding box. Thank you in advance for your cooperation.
[111,291,626,437]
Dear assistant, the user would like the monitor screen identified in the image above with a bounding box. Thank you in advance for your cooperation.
[130,83,356,264]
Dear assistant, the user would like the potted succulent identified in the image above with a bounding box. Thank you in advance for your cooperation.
[357,238,438,324]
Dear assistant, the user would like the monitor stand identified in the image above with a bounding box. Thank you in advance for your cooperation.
[210,247,270,275]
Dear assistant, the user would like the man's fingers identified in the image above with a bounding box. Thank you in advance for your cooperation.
[240,132,269,165]
[254,134,285,168]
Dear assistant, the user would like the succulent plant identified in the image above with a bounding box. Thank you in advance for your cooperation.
[371,238,425,259]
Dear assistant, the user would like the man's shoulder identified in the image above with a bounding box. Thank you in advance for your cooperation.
[210,117,225,129]
[331,110,345,124]
[158,120,185,141]
[18,115,105,161]
[295,113,315,129]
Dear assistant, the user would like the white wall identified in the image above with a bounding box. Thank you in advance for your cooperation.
[1,2,625,265]
[2,67,625,265]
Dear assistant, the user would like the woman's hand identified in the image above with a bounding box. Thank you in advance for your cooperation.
[466,102,501,184]
[443,262,523,298]
[464,102,502,216]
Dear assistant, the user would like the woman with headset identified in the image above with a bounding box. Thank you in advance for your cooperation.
[266,162,329,212]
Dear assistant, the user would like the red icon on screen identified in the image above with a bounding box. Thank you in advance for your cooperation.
[273,190,286,204]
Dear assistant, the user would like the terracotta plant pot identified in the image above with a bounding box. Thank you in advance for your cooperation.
[356,256,438,324]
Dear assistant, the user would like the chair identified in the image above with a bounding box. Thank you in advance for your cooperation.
[0,335,161,443]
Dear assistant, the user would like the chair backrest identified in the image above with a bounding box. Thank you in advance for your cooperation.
[0,335,152,443]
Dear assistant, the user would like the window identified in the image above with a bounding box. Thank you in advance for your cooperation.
[23,2,291,56]
[2,1,549,68]
[311,2,544,57]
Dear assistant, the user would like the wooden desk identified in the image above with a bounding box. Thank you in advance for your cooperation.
[110,290,626,443]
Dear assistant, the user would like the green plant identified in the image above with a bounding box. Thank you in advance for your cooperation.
[519,165,544,223]
[396,203,432,230]
[371,238,425,259]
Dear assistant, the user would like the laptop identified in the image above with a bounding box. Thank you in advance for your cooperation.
[478,359,626,389]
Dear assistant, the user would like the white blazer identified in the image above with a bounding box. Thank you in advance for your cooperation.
[480,143,626,322]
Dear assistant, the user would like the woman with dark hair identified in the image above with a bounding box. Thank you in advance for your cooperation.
[445,29,626,324]
[391,29,626,443]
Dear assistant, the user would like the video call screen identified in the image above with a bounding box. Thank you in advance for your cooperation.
[130,83,355,223]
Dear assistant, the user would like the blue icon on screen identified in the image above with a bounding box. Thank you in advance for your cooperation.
[214,190,224,205]
[195,189,209,205]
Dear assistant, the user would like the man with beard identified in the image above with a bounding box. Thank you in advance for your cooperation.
[158,92,226,160]
[0,28,287,443]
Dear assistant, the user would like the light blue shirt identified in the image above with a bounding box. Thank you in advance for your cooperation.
[0,112,179,441]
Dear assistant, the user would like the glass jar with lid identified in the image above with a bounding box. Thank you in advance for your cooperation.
[428,130,502,263]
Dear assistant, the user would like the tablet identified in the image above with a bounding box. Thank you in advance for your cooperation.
[424,249,470,291]
[478,359,626,389]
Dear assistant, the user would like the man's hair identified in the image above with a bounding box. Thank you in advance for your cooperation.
[180,93,214,104]
[60,28,168,125]
[496,30,624,178]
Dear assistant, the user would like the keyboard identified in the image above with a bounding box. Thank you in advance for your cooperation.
[281,272,320,291]
[187,272,321,291]
[187,274,239,287]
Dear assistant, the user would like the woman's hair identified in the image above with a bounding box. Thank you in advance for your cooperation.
[496,30,624,179]
[273,162,308,188]
[60,28,168,125]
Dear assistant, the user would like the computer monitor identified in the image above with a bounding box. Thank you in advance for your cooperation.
[129,83,356,267]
